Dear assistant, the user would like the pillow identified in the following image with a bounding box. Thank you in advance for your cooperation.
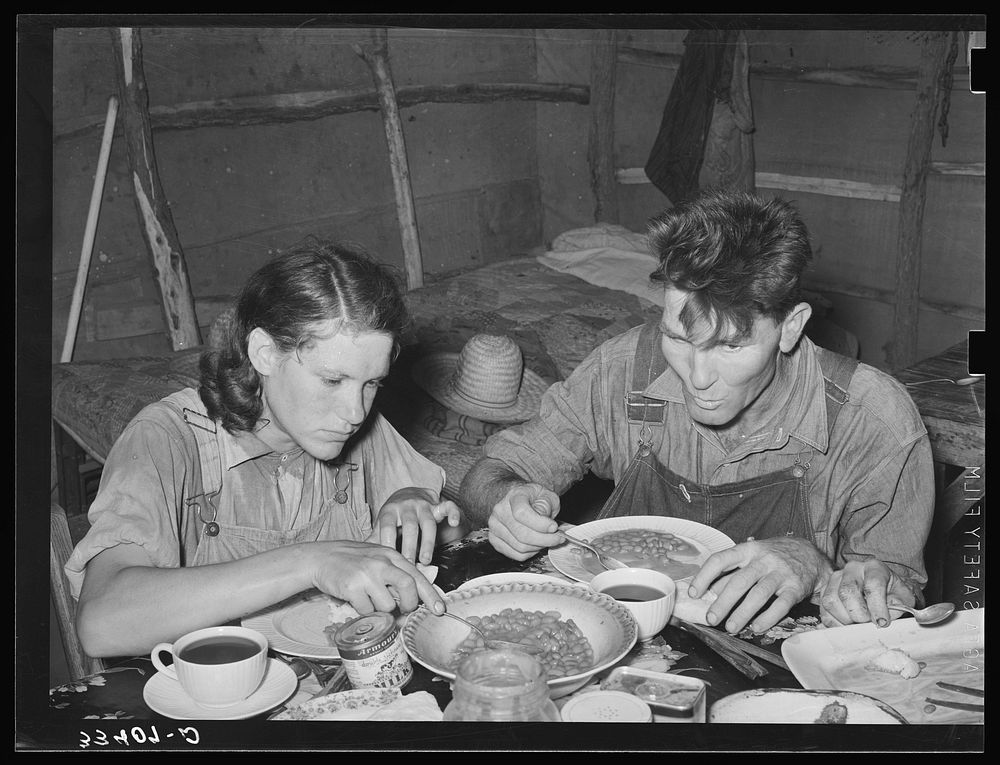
[536,246,664,307]
[550,223,650,254]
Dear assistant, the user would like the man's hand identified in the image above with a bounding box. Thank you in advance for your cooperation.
[487,484,563,561]
[311,539,444,616]
[371,487,463,565]
[687,536,833,634]
[818,558,916,628]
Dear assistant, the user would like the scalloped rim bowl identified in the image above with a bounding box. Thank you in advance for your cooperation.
[457,572,587,591]
[402,582,639,699]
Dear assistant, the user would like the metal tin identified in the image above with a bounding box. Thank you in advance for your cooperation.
[560,690,653,723]
[334,612,413,690]
[601,667,706,722]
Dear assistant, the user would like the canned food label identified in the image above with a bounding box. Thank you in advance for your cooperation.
[335,614,413,690]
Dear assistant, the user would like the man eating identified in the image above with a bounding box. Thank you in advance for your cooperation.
[459,188,934,634]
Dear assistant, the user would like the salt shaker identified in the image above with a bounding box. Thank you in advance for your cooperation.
[442,648,561,722]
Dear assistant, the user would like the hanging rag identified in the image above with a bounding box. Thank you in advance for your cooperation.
[698,30,756,194]
[643,29,741,204]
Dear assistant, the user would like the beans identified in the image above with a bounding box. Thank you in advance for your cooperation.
[591,529,700,565]
[449,608,595,680]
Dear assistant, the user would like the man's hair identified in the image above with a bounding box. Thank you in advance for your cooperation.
[199,237,408,433]
[648,188,813,342]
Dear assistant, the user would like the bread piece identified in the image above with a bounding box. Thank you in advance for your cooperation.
[865,647,921,679]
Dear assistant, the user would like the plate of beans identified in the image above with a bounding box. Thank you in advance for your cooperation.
[401,582,638,699]
[548,516,735,585]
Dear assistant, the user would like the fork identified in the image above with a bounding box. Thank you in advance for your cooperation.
[935,681,984,698]
[923,680,984,714]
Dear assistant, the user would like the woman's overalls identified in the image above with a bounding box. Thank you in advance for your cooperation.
[596,323,858,545]
[161,389,367,566]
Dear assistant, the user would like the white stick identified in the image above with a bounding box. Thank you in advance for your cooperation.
[61,95,119,363]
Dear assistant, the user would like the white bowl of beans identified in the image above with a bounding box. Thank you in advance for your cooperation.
[401,582,639,699]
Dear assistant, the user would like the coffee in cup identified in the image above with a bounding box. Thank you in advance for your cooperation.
[589,567,676,641]
[151,625,268,707]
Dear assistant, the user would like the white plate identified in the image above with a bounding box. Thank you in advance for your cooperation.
[709,688,907,724]
[243,590,352,660]
[243,581,446,660]
[272,687,403,720]
[782,607,984,725]
[457,572,586,590]
[143,658,297,720]
[548,517,735,584]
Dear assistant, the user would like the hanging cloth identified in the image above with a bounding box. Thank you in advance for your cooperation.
[698,30,756,194]
[644,29,740,204]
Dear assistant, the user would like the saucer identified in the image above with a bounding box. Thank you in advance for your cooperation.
[143,658,298,720]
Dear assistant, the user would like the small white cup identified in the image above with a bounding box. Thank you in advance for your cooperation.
[151,626,268,708]
[589,568,676,641]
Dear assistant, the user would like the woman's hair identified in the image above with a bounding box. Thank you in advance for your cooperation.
[648,188,813,343]
[199,237,409,433]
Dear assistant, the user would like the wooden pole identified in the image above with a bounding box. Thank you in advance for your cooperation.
[354,29,424,290]
[110,27,202,351]
[888,32,956,371]
[60,95,118,363]
[56,82,591,142]
[588,30,619,223]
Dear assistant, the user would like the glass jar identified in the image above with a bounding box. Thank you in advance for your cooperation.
[442,649,561,722]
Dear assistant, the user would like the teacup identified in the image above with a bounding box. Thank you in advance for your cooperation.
[589,567,676,641]
[151,625,268,707]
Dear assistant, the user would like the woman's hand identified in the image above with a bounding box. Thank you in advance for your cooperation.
[310,539,444,616]
[818,558,916,628]
[371,487,463,564]
[687,536,833,634]
[487,484,563,561]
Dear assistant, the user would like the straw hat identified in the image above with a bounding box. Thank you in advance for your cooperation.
[410,334,548,424]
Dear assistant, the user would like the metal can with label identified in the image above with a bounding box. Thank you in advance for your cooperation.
[334,612,413,690]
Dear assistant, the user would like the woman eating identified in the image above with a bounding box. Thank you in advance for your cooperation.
[66,238,465,657]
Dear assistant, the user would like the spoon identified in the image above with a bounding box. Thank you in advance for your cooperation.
[887,601,956,625]
[527,500,628,571]
[560,531,628,571]
[433,609,543,655]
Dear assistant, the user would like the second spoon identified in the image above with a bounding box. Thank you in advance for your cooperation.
[433,609,543,654]
[887,602,955,625]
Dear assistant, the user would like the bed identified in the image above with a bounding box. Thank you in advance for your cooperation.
[51,224,850,511]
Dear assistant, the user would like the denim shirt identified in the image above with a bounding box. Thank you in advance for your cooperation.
[484,327,935,591]
[65,388,446,599]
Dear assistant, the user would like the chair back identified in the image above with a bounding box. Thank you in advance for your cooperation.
[50,502,104,679]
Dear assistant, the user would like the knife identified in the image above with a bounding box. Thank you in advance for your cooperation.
[669,617,768,679]
[671,617,791,671]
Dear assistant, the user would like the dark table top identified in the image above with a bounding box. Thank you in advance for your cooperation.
[48,529,812,724]
[893,339,985,468]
